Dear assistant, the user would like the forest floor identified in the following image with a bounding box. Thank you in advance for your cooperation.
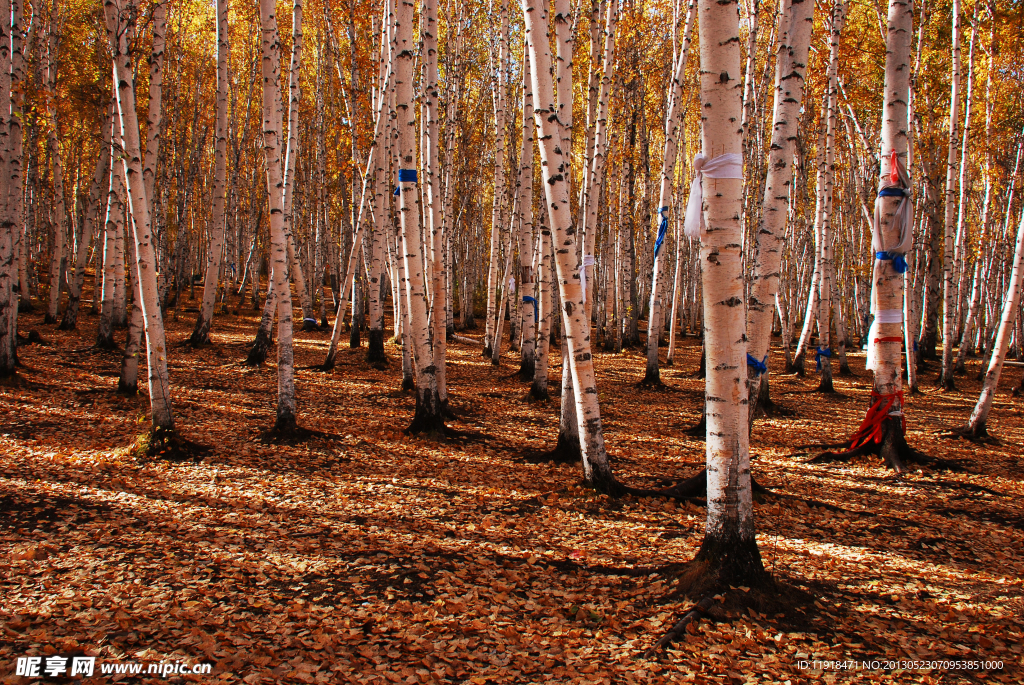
[1,290,1023,684]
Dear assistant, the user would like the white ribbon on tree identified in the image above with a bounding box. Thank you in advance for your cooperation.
[579,255,596,303]
[866,309,905,371]
[682,152,744,239]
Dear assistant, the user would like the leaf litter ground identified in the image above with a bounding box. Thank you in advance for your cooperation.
[1,302,1022,684]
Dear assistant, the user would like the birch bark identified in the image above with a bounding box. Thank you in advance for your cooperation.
[190,0,229,346]
[642,0,694,385]
[523,0,615,491]
[694,0,765,583]
[394,0,442,433]
[103,0,175,435]
[258,0,298,432]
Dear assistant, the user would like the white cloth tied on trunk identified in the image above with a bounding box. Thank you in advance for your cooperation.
[866,153,914,372]
[682,152,744,239]
[866,309,905,371]
[872,153,914,256]
[579,255,596,303]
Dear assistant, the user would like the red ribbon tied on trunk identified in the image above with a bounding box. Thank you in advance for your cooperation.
[848,390,906,449]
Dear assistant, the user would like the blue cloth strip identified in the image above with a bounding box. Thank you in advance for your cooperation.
[398,168,417,183]
[393,186,400,196]
[654,207,670,258]
[878,187,905,197]
[875,251,908,274]
[523,295,539,323]
[746,353,767,375]
[815,346,832,371]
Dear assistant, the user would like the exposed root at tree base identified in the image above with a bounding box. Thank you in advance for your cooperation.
[683,415,706,437]
[260,418,324,445]
[523,433,581,464]
[942,423,1000,445]
[133,428,207,462]
[244,332,273,366]
[618,469,772,505]
[642,596,717,659]
[809,418,963,473]
[635,368,665,389]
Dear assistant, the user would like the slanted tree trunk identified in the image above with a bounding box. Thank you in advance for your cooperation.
[258,0,298,434]
[746,0,813,405]
[190,0,230,347]
[642,0,694,386]
[959,163,1024,438]
[523,0,615,492]
[104,0,176,440]
[692,0,766,587]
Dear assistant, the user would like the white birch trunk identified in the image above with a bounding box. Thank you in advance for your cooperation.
[484,0,510,357]
[191,0,229,346]
[643,0,695,383]
[523,0,615,490]
[695,0,765,582]
[939,0,962,389]
[103,0,175,434]
[394,0,442,432]
[746,0,812,399]
[258,0,298,431]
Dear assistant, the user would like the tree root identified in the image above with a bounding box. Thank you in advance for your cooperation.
[643,596,716,659]
[942,423,999,445]
[636,366,664,388]
[133,428,207,462]
[524,432,581,464]
[261,421,324,445]
[683,414,706,437]
[808,418,963,473]
[245,329,273,366]
[619,469,772,505]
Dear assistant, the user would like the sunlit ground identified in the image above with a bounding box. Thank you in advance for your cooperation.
[1,281,1022,684]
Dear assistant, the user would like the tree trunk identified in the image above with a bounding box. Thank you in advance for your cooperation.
[938,0,963,390]
[60,112,111,331]
[746,0,813,390]
[643,0,694,385]
[104,0,175,436]
[258,0,298,433]
[691,0,766,586]
[523,0,615,491]
[394,0,442,434]
[190,0,230,346]
[483,0,510,358]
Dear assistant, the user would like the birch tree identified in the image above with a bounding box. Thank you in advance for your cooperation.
[691,0,766,585]
[522,0,615,491]
[745,0,813,413]
[394,0,443,434]
[190,0,230,347]
[103,0,176,442]
[258,0,298,433]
